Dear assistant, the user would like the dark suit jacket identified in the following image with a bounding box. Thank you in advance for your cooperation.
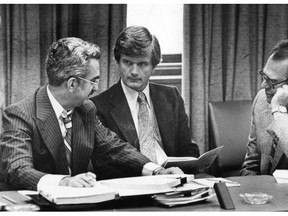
[0,85,150,190]
[91,81,199,179]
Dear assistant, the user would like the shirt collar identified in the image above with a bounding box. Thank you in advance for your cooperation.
[121,79,151,108]
[47,85,71,119]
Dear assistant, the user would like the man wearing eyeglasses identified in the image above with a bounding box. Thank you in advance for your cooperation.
[0,37,183,191]
[240,39,288,176]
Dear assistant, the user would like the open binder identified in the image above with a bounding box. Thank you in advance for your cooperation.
[37,174,195,205]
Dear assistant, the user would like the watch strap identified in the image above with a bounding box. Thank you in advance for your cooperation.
[271,105,287,115]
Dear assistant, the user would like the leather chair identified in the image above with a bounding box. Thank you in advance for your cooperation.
[208,100,253,177]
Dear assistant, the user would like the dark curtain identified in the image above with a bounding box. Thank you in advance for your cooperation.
[0,4,126,131]
[183,4,288,153]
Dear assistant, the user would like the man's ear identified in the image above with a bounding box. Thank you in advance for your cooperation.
[66,77,78,93]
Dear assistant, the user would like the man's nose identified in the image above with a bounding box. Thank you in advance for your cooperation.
[92,83,99,91]
[260,80,270,89]
[130,64,139,75]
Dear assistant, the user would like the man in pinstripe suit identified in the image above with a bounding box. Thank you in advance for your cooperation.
[0,37,183,191]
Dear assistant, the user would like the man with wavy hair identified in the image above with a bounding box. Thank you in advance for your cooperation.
[0,37,183,190]
[91,26,199,179]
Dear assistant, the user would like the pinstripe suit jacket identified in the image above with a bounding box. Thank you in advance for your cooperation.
[91,81,199,179]
[240,89,288,175]
[0,85,150,190]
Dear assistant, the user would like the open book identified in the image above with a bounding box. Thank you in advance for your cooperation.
[37,174,194,205]
[162,145,223,171]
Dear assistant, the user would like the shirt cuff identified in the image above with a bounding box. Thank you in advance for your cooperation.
[142,162,162,176]
[37,174,69,191]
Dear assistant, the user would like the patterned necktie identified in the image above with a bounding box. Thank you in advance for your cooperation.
[61,110,72,174]
[137,92,157,163]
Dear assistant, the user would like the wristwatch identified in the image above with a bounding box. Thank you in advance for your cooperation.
[271,105,287,115]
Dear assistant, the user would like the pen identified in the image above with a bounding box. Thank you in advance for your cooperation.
[2,195,17,204]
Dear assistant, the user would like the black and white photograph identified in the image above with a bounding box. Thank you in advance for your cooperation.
[0,1,288,213]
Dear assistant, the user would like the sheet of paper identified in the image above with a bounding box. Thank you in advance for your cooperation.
[98,175,194,197]
[273,170,288,183]
[193,178,240,187]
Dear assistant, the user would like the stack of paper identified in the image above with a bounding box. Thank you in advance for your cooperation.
[153,181,214,207]
[273,170,288,183]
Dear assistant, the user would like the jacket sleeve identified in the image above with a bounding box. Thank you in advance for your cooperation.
[0,105,46,190]
[240,94,261,176]
[92,116,151,176]
[173,87,200,158]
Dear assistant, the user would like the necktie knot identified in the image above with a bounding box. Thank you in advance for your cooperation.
[61,110,72,129]
[138,92,147,103]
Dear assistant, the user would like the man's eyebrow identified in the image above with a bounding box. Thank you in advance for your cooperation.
[263,72,277,82]
[270,78,278,82]
[267,75,279,82]
[91,76,100,80]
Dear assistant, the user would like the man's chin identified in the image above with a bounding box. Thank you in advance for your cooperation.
[82,99,91,105]
[126,82,145,92]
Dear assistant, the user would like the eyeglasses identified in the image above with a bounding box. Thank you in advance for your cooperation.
[258,69,288,89]
[77,76,99,86]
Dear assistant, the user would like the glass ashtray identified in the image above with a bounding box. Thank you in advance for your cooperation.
[239,192,273,205]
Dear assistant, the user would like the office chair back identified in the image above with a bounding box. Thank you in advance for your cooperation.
[208,100,253,177]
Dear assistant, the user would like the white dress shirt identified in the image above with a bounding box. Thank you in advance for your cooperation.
[121,80,168,166]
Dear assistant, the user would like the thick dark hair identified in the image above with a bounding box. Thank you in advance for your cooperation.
[113,25,161,68]
[46,37,101,86]
[270,39,288,61]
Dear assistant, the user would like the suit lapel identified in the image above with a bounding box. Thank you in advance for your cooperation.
[150,84,175,154]
[110,82,139,149]
[34,86,69,174]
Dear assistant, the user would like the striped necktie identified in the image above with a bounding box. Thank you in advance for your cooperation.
[61,110,72,174]
[137,92,157,163]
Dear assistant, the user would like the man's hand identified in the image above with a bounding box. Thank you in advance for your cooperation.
[271,84,288,108]
[155,167,184,175]
[59,172,96,187]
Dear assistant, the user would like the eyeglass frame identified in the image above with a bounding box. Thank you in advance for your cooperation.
[258,69,288,89]
[76,76,100,86]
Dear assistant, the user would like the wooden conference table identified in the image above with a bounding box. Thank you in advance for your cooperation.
[0,175,287,211]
